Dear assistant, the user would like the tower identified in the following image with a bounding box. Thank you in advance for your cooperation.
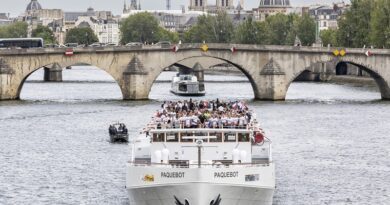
[189,0,208,11]
[216,0,234,10]
[167,0,171,10]
[123,0,127,13]
[130,0,137,10]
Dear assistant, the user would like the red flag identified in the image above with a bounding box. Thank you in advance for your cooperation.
[365,50,373,57]
[65,48,74,56]
[230,47,237,53]
[172,45,179,52]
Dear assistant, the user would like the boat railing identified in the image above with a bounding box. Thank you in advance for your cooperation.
[146,123,252,130]
[128,161,272,168]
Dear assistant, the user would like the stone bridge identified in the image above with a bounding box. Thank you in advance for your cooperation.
[0,43,389,100]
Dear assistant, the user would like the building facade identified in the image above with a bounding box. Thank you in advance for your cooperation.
[309,2,349,31]
[19,0,120,45]
[189,0,235,12]
[253,0,291,21]
[74,15,120,44]
[0,13,12,27]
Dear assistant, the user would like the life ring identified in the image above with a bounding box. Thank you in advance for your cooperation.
[255,132,264,144]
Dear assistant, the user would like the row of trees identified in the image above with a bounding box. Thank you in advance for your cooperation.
[3,0,388,48]
[120,12,316,46]
[184,12,316,46]
[0,21,99,45]
[0,22,58,44]
[120,12,178,44]
[321,0,390,48]
[0,22,28,38]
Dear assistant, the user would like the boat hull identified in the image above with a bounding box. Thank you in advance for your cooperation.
[126,164,275,205]
[127,183,274,205]
[170,90,206,96]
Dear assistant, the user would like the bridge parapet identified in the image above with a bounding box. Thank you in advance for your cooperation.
[2,43,389,56]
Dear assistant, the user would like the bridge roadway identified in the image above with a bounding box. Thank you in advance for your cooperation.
[0,43,389,100]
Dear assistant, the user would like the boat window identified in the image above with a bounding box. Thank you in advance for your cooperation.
[166,133,179,142]
[179,83,187,92]
[199,83,205,91]
[224,132,237,142]
[209,132,222,142]
[153,133,165,142]
[238,133,250,142]
[180,133,193,143]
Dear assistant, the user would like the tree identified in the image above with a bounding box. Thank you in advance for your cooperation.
[120,12,161,44]
[320,29,339,47]
[184,11,234,43]
[65,27,98,45]
[294,14,316,46]
[234,17,267,44]
[264,14,291,45]
[370,0,390,48]
[0,22,28,38]
[183,15,214,43]
[32,25,56,44]
[337,0,374,47]
[157,28,179,43]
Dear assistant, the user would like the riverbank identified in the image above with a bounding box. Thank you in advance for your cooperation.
[329,75,377,88]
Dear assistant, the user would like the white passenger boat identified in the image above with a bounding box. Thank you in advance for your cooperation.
[126,100,275,205]
[170,73,206,96]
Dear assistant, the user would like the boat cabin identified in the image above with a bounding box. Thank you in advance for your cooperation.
[131,128,271,168]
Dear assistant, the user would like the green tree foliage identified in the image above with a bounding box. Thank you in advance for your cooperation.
[294,14,316,46]
[120,12,179,44]
[184,11,234,43]
[337,0,374,47]
[370,0,390,48]
[120,12,160,44]
[264,14,292,45]
[32,25,56,44]
[157,27,179,43]
[65,27,98,45]
[234,17,267,44]
[320,29,338,47]
[0,22,28,38]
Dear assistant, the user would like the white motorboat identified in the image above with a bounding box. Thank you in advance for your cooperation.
[170,73,206,96]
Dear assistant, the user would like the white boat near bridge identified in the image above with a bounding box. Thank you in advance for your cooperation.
[126,101,275,205]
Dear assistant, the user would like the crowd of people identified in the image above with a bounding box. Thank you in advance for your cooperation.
[151,99,253,129]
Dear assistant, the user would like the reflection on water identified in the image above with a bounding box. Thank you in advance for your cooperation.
[1,67,389,205]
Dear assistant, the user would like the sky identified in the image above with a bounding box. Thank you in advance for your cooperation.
[1,0,350,17]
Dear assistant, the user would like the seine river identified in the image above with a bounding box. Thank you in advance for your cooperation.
[0,67,389,205]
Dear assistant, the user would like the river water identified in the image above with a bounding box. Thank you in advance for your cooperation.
[0,67,389,205]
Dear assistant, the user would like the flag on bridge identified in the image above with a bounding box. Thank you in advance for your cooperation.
[230,47,237,53]
[172,45,179,53]
[65,48,74,56]
[365,50,373,57]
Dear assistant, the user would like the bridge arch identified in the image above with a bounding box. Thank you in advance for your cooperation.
[17,62,124,100]
[286,60,390,100]
[146,55,259,99]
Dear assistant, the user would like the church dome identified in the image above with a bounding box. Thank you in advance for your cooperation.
[259,0,290,7]
[26,0,42,12]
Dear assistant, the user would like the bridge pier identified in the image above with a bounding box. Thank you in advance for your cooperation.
[0,59,18,100]
[256,59,287,100]
[122,56,149,100]
[44,63,62,82]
